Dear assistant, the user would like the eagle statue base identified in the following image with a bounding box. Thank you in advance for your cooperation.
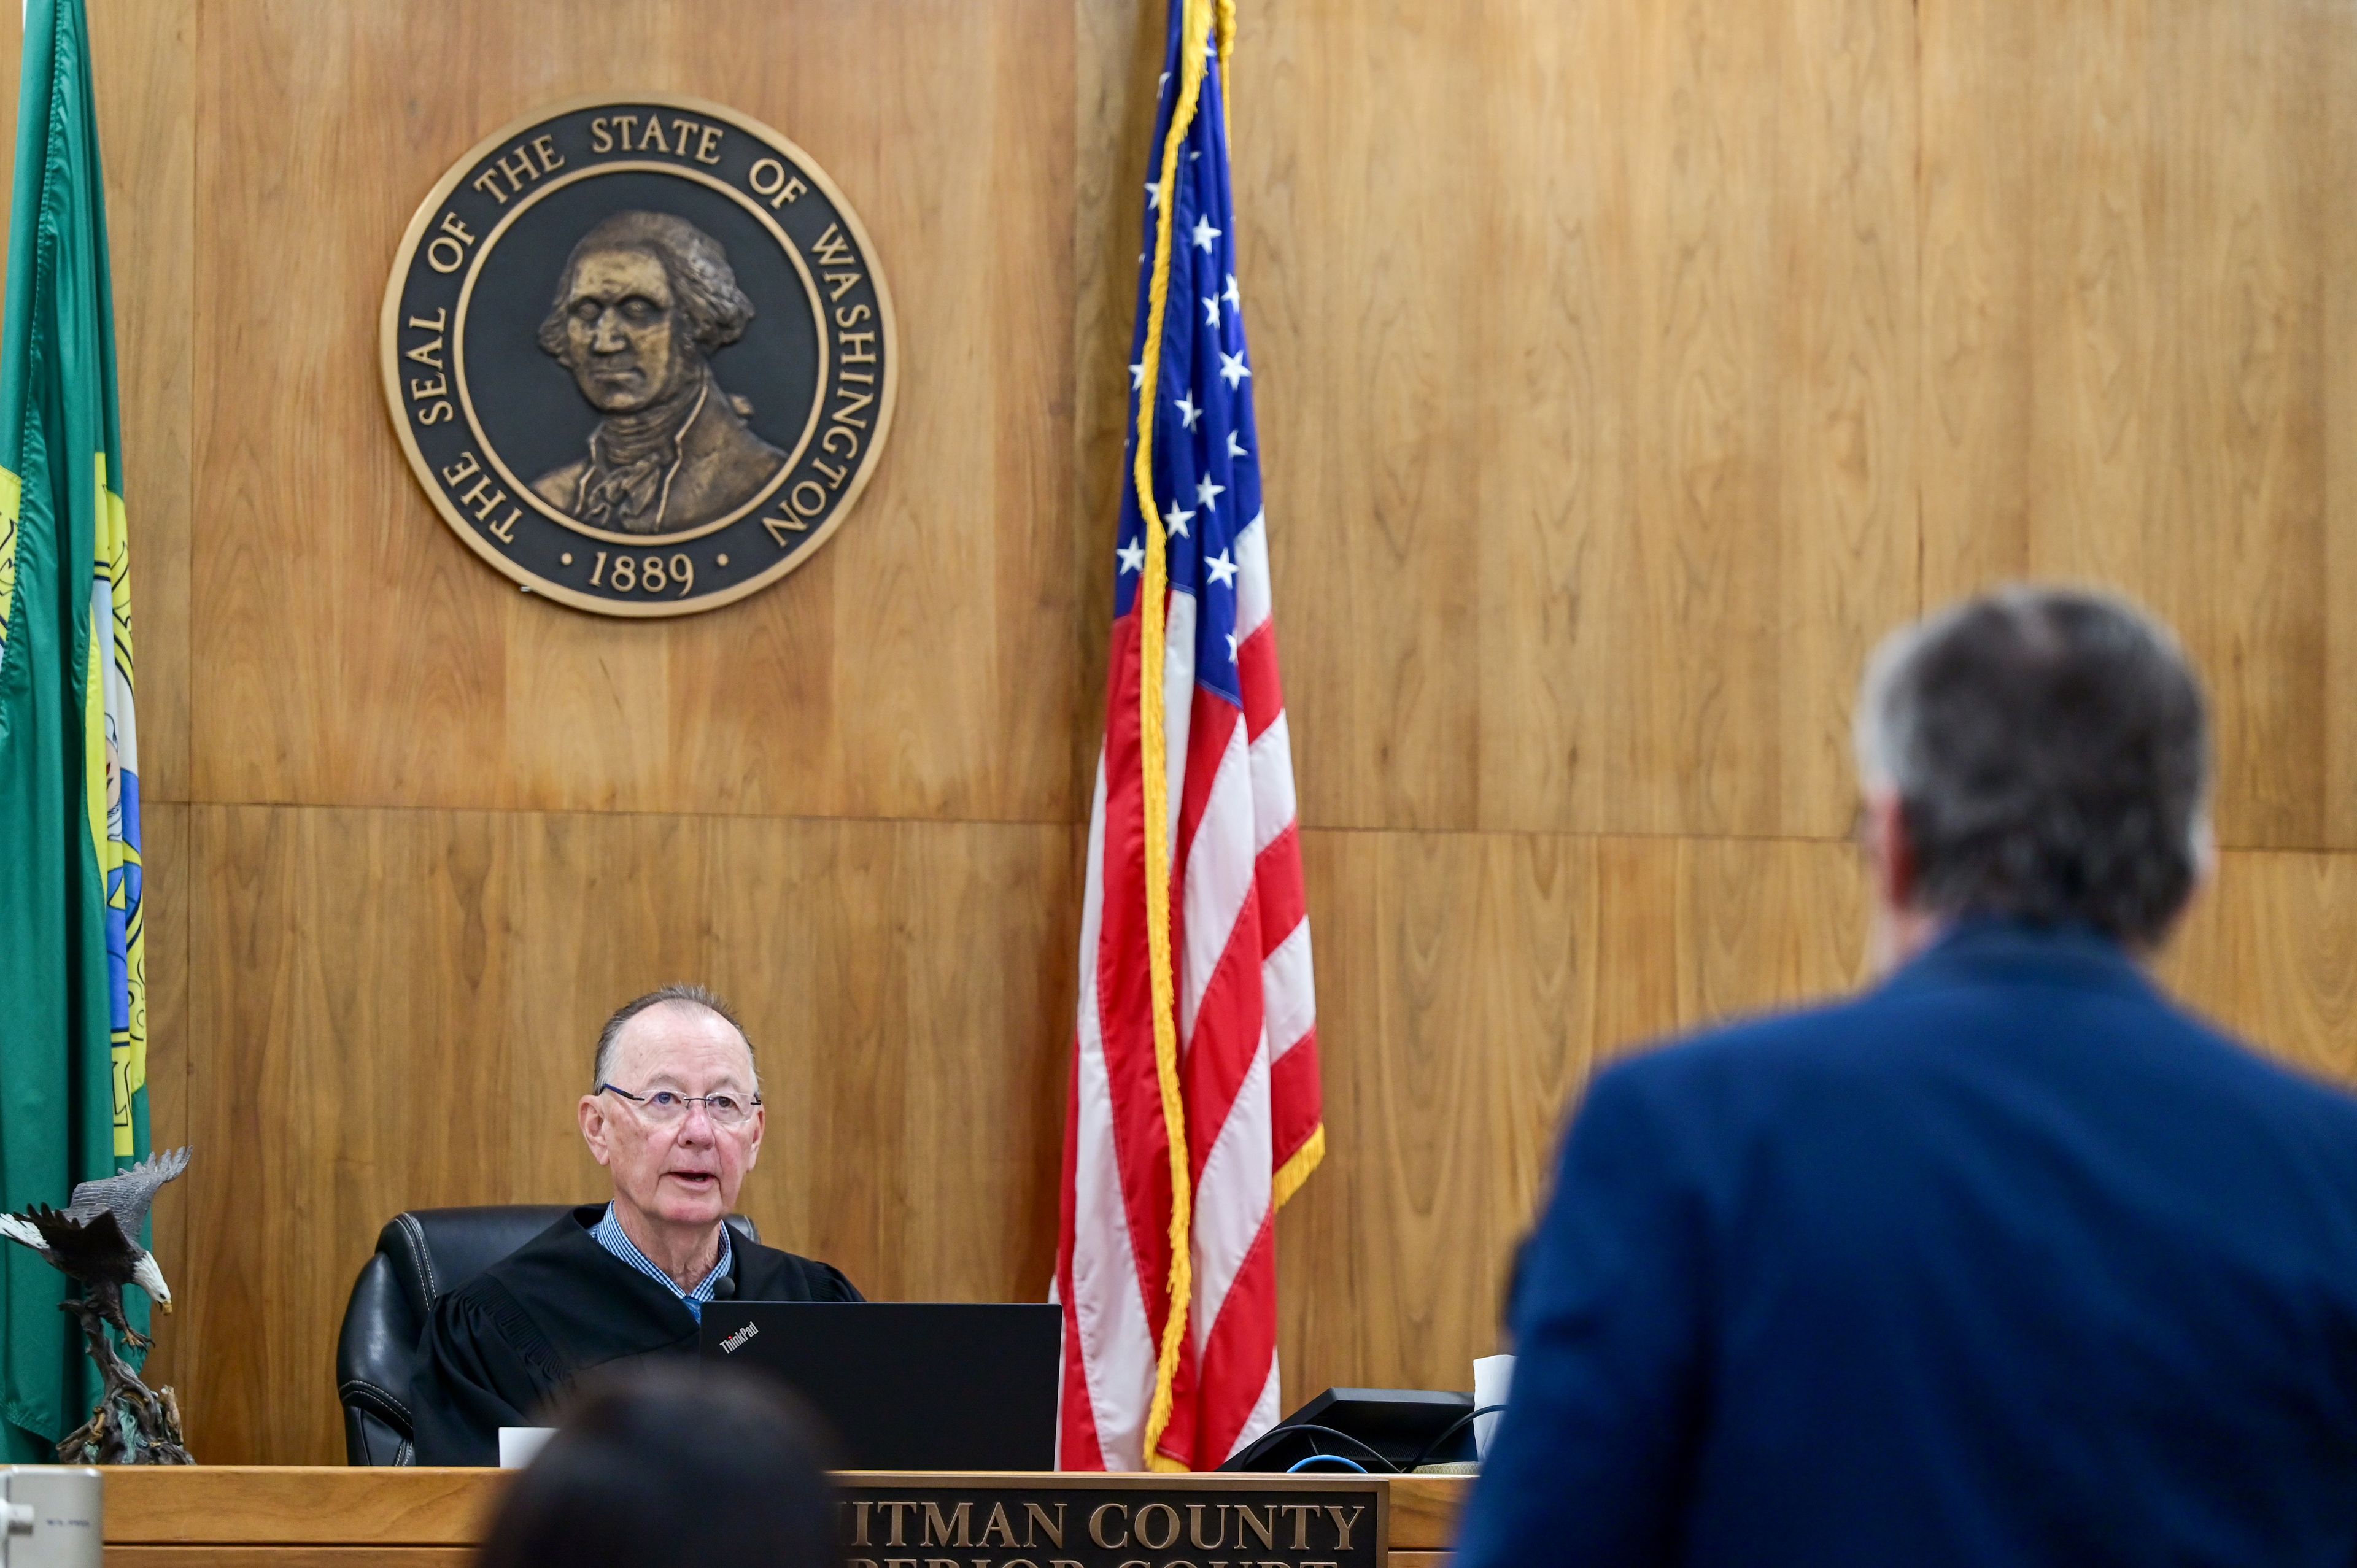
[56,1294,192,1465]
[0,1148,197,1465]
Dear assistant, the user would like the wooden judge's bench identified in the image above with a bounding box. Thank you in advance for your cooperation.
[99,1467,1473,1568]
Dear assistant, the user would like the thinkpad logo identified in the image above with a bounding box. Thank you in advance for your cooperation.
[719,1322,758,1354]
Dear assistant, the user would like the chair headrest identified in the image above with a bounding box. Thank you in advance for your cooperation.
[374,1205,575,1326]
[373,1205,761,1324]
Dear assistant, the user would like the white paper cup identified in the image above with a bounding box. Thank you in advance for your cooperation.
[1473,1354,1515,1458]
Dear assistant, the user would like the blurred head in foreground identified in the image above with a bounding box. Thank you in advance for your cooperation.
[1854,585,2212,974]
[477,1365,836,1568]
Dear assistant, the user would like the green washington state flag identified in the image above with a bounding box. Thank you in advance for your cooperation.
[0,0,152,1461]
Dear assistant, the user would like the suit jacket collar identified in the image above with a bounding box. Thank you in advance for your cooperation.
[1879,917,2158,1003]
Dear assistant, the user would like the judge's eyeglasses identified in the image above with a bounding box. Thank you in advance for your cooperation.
[595,1083,761,1129]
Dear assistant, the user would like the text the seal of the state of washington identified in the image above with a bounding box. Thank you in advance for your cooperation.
[382,95,896,617]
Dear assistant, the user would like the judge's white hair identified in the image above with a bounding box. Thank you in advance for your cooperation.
[592,984,759,1092]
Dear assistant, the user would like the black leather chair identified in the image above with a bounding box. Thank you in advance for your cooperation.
[336,1205,759,1465]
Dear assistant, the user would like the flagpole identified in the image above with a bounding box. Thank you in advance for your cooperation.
[1130,0,1217,1474]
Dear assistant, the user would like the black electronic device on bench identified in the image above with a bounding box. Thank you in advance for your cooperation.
[699,1302,1062,1470]
[1220,1387,1480,1473]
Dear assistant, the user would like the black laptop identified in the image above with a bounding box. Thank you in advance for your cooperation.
[698,1302,1062,1470]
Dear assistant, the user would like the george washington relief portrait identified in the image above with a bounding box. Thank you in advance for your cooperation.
[530,210,788,535]
[387,96,896,614]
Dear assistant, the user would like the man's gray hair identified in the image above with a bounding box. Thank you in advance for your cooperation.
[538,210,756,357]
[592,983,756,1089]
[1854,585,2211,947]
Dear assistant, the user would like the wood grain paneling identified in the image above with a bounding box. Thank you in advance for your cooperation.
[2335,19,2357,851]
[501,811,1079,1305]
[1226,2,1487,832]
[1919,1,2351,851]
[91,0,195,805]
[182,804,1076,1464]
[109,1466,503,1545]
[100,1466,1469,1554]
[1223,0,1919,840]
[138,801,192,1397]
[2161,850,2357,1085]
[1277,828,1598,1396]
[1917,0,2033,606]
[184,805,516,1461]
[191,0,1083,824]
[60,0,2357,1465]
[1069,0,1161,809]
[1277,829,1866,1406]
[109,1547,473,1556]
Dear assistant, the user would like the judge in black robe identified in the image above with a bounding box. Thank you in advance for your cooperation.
[407,984,862,1466]
[408,1203,862,1466]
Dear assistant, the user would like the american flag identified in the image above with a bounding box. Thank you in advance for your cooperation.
[1054,0,1323,1473]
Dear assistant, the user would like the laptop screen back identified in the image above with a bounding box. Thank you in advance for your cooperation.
[699,1302,1062,1470]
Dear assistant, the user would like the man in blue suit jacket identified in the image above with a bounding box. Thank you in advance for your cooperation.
[1456,589,2357,1567]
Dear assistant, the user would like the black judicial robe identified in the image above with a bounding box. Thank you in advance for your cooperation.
[407,1204,862,1465]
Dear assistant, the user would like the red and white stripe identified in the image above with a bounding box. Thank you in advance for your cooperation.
[1057,508,1322,1470]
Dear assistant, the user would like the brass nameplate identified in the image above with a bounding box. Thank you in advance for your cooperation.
[381,93,897,617]
[839,1476,1388,1568]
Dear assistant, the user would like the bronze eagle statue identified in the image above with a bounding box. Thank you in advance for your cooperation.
[0,1146,191,1350]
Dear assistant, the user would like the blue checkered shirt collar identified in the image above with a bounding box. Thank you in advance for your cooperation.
[592,1204,733,1322]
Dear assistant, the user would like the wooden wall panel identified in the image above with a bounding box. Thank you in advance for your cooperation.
[190,0,1083,825]
[2161,851,2357,1084]
[137,802,192,1396]
[1225,2,1488,833]
[1229,0,1919,841]
[500,811,1079,1307]
[1919,1,2352,851]
[91,0,195,805]
[184,805,516,1462]
[1917,0,2033,609]
[1277,828,1599,1423]
[1592,835,1871,1060]
[180,804,1076,1464]
[1068,0,1159,798]
[2335,42,2357,851]
[1277,830,1867,1402]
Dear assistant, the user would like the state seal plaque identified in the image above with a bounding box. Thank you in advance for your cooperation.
[381,95,896,616]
